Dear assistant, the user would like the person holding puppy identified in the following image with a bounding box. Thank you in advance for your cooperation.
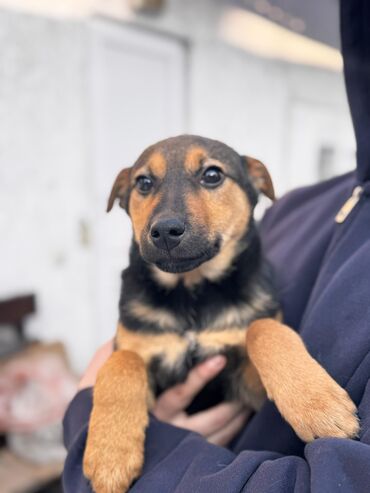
[63,1,370,492]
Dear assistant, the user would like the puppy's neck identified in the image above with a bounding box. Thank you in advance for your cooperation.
[120,227,278,333]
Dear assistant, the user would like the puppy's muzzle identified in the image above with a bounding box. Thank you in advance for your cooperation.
[150,217,185,251]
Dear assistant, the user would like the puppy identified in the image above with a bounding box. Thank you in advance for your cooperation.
[83,135,359,493]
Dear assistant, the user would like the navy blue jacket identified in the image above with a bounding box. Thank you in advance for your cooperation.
[63,2,370,491]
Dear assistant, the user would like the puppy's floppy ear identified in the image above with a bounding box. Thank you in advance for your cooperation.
[243,156,275,201]
[107,167,132,212]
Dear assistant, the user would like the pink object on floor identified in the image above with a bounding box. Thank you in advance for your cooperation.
[0,344,78,433]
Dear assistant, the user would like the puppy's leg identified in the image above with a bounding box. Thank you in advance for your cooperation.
[240,361,266,410]
[246,319,359,442]
[83,350,149,493]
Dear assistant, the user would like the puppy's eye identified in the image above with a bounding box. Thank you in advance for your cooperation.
[136,175,153,194]
[200,167,224,188]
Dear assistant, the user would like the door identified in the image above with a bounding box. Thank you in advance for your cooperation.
[89,19,187,344]
[284,100,356,192]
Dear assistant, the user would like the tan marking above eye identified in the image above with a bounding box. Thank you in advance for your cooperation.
[184,146,208,174]
[133,151,167,182]
[148,151,167,179]
[185,146,229,176]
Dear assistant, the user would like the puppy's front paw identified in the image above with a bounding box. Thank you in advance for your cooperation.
[279,371,359,442]
[82,350,149,492]
[83,432,144,493]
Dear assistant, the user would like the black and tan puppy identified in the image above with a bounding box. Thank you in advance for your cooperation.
[84,135,359,493]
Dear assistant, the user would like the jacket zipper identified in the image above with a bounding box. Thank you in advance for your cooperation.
[335,185,363,223]
[301,183,365,326]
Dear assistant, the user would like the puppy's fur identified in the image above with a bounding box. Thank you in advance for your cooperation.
[84,136,359,493]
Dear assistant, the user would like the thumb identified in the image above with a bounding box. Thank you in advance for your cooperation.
[154,355,226,419]
[78,339,114,390]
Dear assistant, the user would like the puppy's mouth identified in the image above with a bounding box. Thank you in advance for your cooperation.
[155,252,213,273]
[147,239,221,274]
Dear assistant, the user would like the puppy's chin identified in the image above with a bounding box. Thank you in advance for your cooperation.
[154,253,213,273]
[141,239,221,274]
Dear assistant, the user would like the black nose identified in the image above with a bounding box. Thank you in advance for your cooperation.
[150,218,185,250]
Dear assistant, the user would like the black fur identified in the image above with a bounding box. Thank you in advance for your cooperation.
[114,135,280,411]
[120,223,278,334]
[118,223,279,410]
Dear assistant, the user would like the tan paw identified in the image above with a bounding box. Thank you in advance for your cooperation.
[83,438,144,493]
[279,376,359,443]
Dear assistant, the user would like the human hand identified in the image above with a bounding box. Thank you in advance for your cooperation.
[78,344,250,446]
[78,339,114,390]
[153,355,251,446]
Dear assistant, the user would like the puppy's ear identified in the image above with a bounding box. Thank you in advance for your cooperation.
[243,156,275,201]
[107,167,132,212]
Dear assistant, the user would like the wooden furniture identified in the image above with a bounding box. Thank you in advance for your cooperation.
[0,294,36,358]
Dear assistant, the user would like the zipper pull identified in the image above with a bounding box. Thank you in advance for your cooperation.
[335,186,363,223]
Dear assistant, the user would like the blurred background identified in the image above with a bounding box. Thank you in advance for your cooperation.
[0,0,356,491]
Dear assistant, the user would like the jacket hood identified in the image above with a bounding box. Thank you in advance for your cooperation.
[341,0,370,182]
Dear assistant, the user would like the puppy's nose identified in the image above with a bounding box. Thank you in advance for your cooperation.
[150,218,185,250]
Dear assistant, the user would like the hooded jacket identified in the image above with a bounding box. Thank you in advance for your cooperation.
[63,1,370,491]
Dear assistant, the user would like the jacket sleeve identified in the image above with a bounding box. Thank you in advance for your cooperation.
[63,379,370,493]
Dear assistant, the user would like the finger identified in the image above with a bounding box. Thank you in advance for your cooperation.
[173,401,243,437]
[154,356,226,420]
[208,409,251,446]
[78,339,114,390]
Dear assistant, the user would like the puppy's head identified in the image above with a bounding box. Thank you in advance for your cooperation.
[107,135,274,274]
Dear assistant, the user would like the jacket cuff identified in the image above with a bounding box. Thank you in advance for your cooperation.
[63,387,93,450]
[141,415,191,474]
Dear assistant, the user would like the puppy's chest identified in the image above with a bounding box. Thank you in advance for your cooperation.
[118,276,279,394]
[116,323,247,395]
[116,315,247,359]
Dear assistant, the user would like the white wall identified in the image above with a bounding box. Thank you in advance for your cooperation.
[124,0,355,192]
[0,10,95,369]
[89,20,188,346]
[0,1,356,372]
